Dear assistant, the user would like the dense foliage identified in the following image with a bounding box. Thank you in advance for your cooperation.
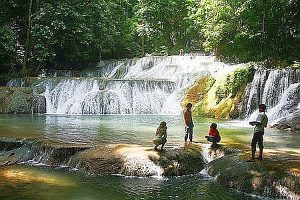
[0,0,299,84]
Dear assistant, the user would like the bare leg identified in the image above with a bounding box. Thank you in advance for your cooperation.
[161,143,165,150]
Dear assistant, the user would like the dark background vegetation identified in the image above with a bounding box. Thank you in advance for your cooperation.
[0,0,299,85]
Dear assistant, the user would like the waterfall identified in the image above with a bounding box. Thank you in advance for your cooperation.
[42,56,240,115]
[243,68,300,123]
[44,79,176,114]
[242,70,269,116]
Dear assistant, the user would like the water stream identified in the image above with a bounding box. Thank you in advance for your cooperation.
[41,56,240,115]
[0,114,299,199]
[2,56,300,199]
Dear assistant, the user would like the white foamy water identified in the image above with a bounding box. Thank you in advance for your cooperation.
[38,56,300,121]
[243,68,300,123]
[42,56,240,115]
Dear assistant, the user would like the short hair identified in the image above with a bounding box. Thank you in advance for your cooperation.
[159,121,167,127]
[259,104,266,111]
[210,123,217,129]
[186,103,192,108]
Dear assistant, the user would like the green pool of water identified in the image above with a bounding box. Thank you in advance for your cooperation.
[0,114,299,199]
[0,164,262,200]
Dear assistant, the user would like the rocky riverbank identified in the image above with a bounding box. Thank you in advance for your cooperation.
[0,139,205,176]
[0,138,299,199]
[0,86,46,114]
[206,153,300,199]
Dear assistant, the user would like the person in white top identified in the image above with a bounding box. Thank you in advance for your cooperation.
[248,104,268,161]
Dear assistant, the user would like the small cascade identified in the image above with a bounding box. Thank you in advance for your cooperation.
[25,146,88,166]
[120,154,163,177]
[28,147,55,165]
[31,95,46,114]
[0,139,89,167]
[242,68,300,123]
[40,56,240,115]
[201,144,225,163]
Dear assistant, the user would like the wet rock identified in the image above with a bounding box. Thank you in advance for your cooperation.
[271,110,300,131]
[0,86,46,114]
[7,88,32,114]
[201,143,240,163]
[0,139,205,177]
[31,95,46,113]
[0,140,23,151]
[0,139,90,166]
[157,144,205,176]
[69,144,205,176]
[0,87,14,113]
[206,154,300,199]
[6,78,24,87]
[0,144,32,166]
[29,145,90,166]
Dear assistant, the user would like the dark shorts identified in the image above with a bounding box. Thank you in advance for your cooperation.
[251,131,264,150]
[185,123,194,142]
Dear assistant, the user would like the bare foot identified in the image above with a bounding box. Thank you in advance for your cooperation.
[246,158,255,162]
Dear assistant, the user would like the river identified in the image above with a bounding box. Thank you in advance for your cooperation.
[1,114,299,199]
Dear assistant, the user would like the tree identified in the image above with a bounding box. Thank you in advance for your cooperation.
[30,0,137,71]
[192,0,300,63]
[134,0,198,55]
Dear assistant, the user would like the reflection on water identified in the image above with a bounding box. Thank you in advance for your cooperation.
[0,114,299,157]
[0,115,223,146]
[0,114,299,199]
[0,165,262,200]
[1,166,73,186]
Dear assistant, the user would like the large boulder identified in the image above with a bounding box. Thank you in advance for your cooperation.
[0,139,205,177]
[206,153,300,199]
[0,87,46,114]
[7,88,33,114]
[270,110,300,131]
[69,144,205,176]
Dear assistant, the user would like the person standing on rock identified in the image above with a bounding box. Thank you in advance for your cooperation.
[184,103,194,142]
[248,104,268,161]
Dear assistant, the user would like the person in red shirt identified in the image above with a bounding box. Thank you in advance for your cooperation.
[205,123,221,145]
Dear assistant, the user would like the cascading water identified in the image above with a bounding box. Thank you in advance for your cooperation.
[42,56,239,115]
[242,68,300,123]
[39,56,300,119]
[44,78,176,114]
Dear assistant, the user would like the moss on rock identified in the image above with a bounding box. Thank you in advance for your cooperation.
[206,153,300,199]
[69,144,205,176]
[183,65,253,119]
[0,88,12,113]
[181,76,212,107]
[7,88,33,114]
[0,86,46,114]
